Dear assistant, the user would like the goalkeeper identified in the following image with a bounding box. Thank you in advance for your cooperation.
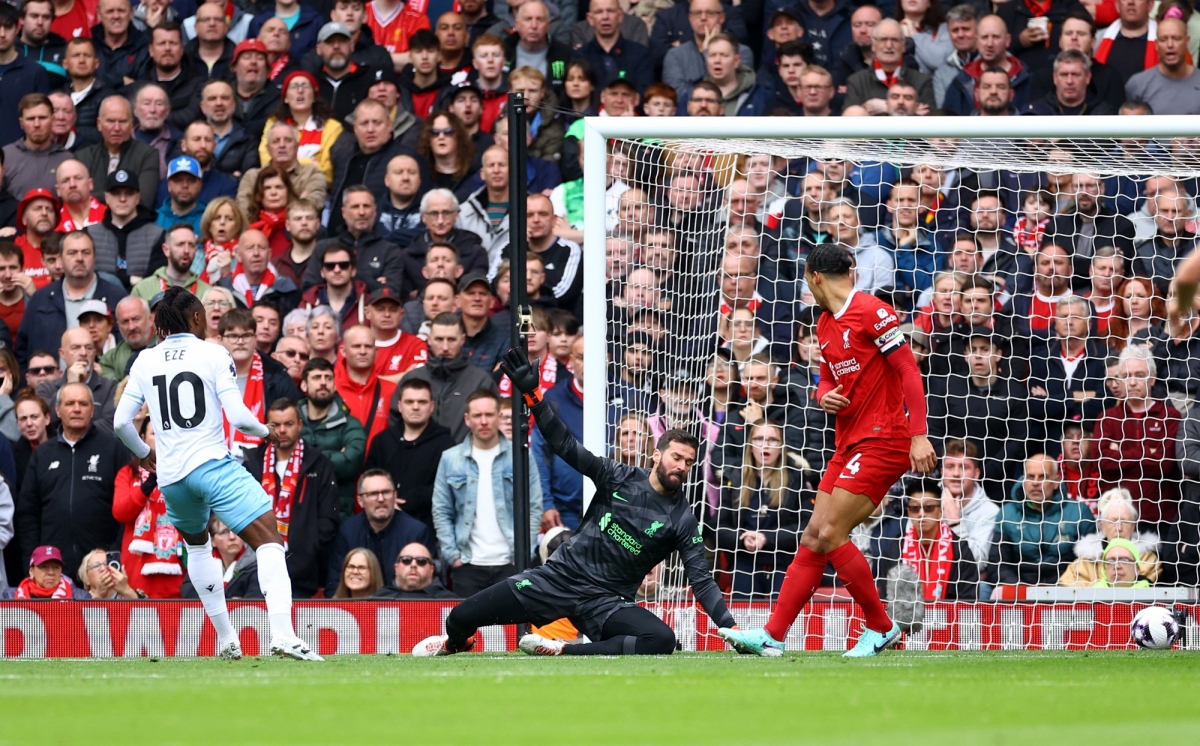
[413,347,737,657]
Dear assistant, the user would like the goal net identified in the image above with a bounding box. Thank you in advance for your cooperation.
[579,116,1200,651]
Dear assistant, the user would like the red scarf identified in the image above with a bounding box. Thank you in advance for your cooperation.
[225,353,266,451]
[1024,0,1051,17]
[159,275,200,294]
[269,53,291,80]
[201,238,238,283]
[253,209,287,238]
[873,59,900,88]
[719,294,763,316]
[231,263,278,306]
[900,520,955,601]
[1094,20,1158,69]
[261,439,304,549]
[14,576,73,599]
[128,468,183,576]
[56,197,107,233]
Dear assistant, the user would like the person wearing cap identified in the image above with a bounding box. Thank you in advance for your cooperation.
[300,245,370,328]
[14,189,62,292]
[248,0,322,62]
[16,380,129,575]
[316,21,377,122]
[457,272,508,373]
[77,298,116,355]
[596,76,639,115]
[137,21,202,129]
[76,95,160,211]
[87,169,162,289]
[2,94,71,202]
[4,544,88,599]
[230,38,275,144]
[662,0,754,99]
[570,0,652,92]
[444,83,492,148]
[366,285,428,380]
[366,65,423,147]
[299,0,393,79]
[927,327,1029,489]
[258,71,344,187]
[503,1,571,93]
[156,155,208,234]
[393,312,498,442]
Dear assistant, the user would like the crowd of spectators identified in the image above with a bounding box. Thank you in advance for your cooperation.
[0,0,1196,607]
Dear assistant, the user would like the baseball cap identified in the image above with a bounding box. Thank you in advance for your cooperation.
[965,324,1007,354]
[78,299,111,320]
[29,545,63,567]
[457,272,492,294]
[318,21,352,43]
[232,38,268,64]
[448,82,483,103]
[167,155,202,180]
[768,7,803,27]
[105,169,138,192]
[371,65,399,88]
[16,187,61,232]
[367,287,403,306]
[603,77,638,94]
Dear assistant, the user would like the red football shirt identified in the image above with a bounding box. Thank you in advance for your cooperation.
[15,235,51,290]
[365,0,430,54]
[817,289,913,448]
[374,331,428,377]
[50,0,93,39]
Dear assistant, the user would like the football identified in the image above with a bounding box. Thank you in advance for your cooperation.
[1131,606,1181,650]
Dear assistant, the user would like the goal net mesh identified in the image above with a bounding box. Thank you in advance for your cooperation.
[596,132,1200,651]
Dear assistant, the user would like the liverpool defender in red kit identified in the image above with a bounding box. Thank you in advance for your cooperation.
[720,244,937,657]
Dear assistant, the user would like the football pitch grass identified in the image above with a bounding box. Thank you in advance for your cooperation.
[1,651,1198,745]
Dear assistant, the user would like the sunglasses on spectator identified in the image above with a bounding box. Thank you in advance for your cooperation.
[322,260,352,271]
[397,556,432,567]
[430,127,454,137]
[278,349,310,360]
[26,366,58,376]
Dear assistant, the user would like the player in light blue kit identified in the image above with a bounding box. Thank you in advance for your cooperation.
[113,287,322,661]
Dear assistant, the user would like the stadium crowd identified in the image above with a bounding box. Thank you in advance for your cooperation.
[0,0,1196,609]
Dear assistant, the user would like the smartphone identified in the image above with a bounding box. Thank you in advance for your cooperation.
[106,550,122,571]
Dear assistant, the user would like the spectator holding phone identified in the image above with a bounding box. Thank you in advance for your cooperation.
[77,548,144,599]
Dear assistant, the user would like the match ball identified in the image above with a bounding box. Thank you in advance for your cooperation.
[1131,606,1180,650]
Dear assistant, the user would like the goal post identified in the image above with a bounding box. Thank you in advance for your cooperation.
[579,115,1200,650]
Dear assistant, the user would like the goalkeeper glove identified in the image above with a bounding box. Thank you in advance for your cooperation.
[500,347,542,406]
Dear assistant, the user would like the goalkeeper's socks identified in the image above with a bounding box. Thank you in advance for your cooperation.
[255,543,297,639]
[764,546,826,641]
[185,540,237,644]
[827,541,892,634]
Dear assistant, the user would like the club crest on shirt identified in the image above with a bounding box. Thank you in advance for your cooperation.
[842,329,851,348]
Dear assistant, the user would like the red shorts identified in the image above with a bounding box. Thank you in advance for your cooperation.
[818,438,911,505]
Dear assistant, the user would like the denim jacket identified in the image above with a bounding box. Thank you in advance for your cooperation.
[431,436,543,565]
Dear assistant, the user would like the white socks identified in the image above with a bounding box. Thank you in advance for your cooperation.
[185,541,237,644]
[255,543,296,640]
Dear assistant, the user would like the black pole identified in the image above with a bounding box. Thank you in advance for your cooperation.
[507,92,532,578]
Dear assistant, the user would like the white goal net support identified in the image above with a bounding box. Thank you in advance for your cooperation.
[580,116,1200,651]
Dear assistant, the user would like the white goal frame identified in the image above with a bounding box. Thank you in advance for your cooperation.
[579,114,1200,511]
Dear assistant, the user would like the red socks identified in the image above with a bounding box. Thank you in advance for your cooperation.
[765,542,893,640]
[827,542,892,633]
[764,546,826,641]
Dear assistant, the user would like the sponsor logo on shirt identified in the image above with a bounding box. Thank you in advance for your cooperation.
[598,512,643,555]
[831,359,861,378]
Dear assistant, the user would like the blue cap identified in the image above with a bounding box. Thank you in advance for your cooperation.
[167,155,202,180]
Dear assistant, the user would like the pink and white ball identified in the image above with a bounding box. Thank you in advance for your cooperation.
[1131,606,1180,650]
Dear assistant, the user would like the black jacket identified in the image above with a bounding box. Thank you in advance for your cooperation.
[301,26,393,78]
[401,228,488,300]
[715,384,811,471]
[20,33,68,89]
[365,420,457,528]
[93,24,150,92]
[241,441,340,598]
[260,352,303,404]
[318,64,376,122]
[212,122,259,177]
[327,133,424,233]
[391,354,498,442]
[324,510,438,597]
[15,425,129,574]
[184,37,235,81]
[928,372,1029,494]
[504,33,573,94]
[304,230,405,292]
[0,55,51,148]
[66,77,107,141]
[1027,339,1112,444]
[137,62,203,130]
[371,577,458,599]
[15,276,125,365]
[777,365,835,473]
[235,85,277,146]
[715,460,813,558]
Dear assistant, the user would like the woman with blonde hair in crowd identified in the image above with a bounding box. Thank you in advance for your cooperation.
[333,548,385,599]
[198,197,247,284]
[716,422,812,599]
